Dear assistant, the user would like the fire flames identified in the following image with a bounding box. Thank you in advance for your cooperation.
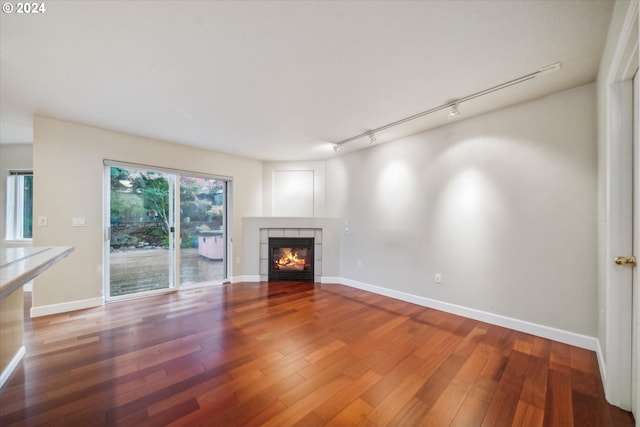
[275,249,306,270]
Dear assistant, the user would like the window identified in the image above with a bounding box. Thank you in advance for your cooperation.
[6,171,33,240]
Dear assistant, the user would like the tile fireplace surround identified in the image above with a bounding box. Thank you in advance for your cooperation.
[241,217,341,282]
[261,229,321,282]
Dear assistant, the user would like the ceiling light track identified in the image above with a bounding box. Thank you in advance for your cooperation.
[333,62,561,152]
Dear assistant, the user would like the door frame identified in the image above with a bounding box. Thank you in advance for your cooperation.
[603,0,639,413]
[103,160,233,300]
[632,67,639,425]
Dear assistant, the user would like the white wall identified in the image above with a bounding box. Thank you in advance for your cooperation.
[0,144,33,245]
[326,84,598,336]
[32,116,262,312]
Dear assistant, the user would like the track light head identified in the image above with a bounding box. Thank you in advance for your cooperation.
[448,103,460,119]
[333,144,342,152]
[368,133,376,144]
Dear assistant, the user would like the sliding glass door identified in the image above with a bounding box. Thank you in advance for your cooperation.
[106,165,176,298]
[179,176,227,287]
[104,163,229,300]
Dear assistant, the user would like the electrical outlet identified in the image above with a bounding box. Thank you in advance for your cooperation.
[434,273,442,284]
[38,216,48,226]
[357,260,363,269]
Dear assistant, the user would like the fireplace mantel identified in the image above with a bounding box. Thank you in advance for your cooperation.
[241,217,341,282]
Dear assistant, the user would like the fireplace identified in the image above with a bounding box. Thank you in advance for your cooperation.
[268,237,314,281]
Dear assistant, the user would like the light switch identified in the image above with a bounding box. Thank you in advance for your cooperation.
[38,216,48,226]
[72,217,86,227]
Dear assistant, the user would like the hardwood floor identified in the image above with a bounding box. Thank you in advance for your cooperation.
[1,282,634,426]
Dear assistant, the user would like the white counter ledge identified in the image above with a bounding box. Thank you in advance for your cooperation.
[0,246,74,300]
[0,246,74,388]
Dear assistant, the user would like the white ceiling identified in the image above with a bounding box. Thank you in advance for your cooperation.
[0,1,614,161]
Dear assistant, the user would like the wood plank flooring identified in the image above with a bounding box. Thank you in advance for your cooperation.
[0,281,634,426]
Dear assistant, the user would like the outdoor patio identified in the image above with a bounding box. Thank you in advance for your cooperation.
[110,247,224,296]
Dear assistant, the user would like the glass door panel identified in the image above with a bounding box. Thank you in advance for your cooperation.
[107,166,175,298]
[179,176,227,287]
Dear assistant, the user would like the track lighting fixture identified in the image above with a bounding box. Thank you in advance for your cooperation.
[448,103,460,119]
[332,62,561,153]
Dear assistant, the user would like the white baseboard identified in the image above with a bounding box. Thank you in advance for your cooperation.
[336,277,599,352]
[31,297,104,318]
[0,346,25,389]
[231,275,261,283]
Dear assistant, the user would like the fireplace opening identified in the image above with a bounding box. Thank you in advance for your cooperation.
[268,237,314,281]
